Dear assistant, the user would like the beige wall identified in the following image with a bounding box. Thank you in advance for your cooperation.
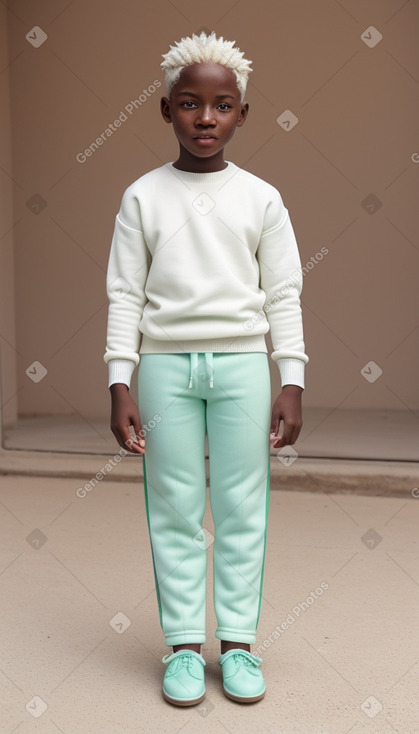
[1,0,418,430]
[0,11,17,428]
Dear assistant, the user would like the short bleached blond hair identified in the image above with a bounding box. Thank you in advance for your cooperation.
[160,31,253,103]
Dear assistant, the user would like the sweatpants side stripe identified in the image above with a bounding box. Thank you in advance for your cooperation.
[142,454,163,628]
[256,455,271,628]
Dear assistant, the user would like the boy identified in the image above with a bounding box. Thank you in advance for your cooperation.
[104,31,309,706]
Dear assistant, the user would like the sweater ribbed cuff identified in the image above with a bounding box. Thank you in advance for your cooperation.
[277,358,305,390]
[108,359,136,389]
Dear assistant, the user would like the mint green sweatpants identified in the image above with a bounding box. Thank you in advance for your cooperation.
[137,352,271,646]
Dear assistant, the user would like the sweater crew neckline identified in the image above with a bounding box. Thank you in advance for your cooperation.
[166,160,237,184]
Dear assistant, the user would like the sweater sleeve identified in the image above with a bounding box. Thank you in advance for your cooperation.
[103,187,151,388]
[256,189,309,390]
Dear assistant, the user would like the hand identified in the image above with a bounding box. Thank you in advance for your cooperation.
[270,384,303,449]
[110,383,146,455]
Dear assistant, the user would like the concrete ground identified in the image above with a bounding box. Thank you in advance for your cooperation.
[3,408,419,461]
[1,473,418,733]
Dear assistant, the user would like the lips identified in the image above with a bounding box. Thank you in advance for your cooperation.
[194,135,217,139]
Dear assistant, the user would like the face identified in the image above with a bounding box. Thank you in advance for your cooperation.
[160,62,249,164]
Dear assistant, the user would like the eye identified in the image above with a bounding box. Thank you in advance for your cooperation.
[180,101,232,110]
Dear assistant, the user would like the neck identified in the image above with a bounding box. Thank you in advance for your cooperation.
[172,146,228,173]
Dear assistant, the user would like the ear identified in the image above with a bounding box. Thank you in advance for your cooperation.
[236,102,249,128]
[160,96,172,124]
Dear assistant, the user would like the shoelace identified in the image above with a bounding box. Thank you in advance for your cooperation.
[166,651,205,674]
[169,653,194,673]
[229,651,262,669]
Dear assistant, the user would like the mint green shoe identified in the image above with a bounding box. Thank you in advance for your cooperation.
[162,649,206,706]
[218,649,266,703]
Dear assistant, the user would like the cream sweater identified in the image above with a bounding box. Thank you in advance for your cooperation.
[103,160,309,389]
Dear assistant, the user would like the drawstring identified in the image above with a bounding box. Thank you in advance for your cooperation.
[188,352,214,389]
[205,352,214,388]
[188,352,199,388]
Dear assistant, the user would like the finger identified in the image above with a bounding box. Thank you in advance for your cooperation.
[131,413,146,449]
[271,419,284,447]
[274,418,295,448]
[274,421,300,449]
[132,429,146,452]
[128,424,146,451]
[127,433,145,453]
[286,421,302,447]
[273,436,285,449]
[270,411,281,440]
[120,426,143,454]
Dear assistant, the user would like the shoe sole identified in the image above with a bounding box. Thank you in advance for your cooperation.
[162,689,206,707]
[223,687,266,703]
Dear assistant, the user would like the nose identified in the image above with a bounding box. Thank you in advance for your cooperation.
[196,105,216,126]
